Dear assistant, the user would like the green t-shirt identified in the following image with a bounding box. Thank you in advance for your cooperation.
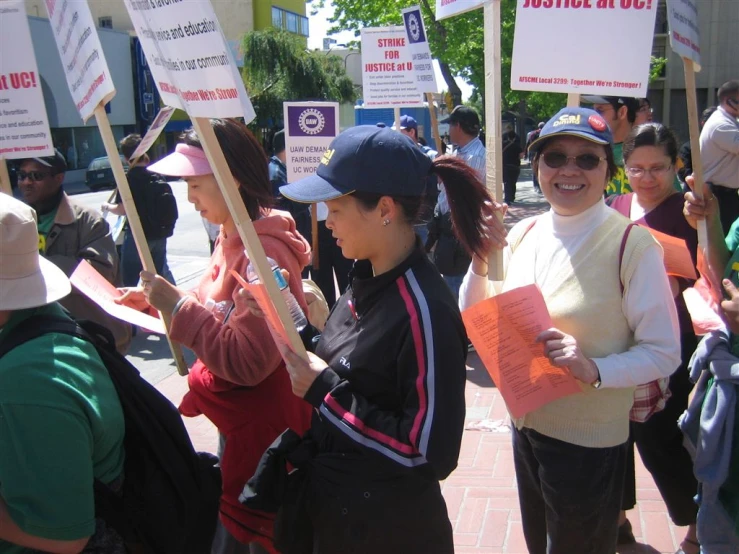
[718,218,739,533]
[36,207,57,254]
[0,303,125,553]
[605,142,630,197]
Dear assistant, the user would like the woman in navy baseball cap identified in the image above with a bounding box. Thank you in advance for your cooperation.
[246,125,507,553]
[460,107,682,554]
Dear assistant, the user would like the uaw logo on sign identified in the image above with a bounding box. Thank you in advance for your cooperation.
[288,106,336,138]
[403,9,426,44]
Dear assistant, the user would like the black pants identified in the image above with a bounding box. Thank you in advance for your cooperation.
[503,164,521,203]
[622,333,699,526]
[710,183,739,235]
[513,426,627,554]
[314,220,353,309]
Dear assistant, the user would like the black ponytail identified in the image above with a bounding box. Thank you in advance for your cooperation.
[431,155,495,259]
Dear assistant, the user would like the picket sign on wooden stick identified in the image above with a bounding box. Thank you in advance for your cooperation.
[93,105,189,375]
[683,60,709,247]
[394,107,402,132]
[567,93,580,108]
[190,117,308,360]
[311,204,320,270]
[426,93,443,153]
[484,0,504,281]
[0,159,11,196]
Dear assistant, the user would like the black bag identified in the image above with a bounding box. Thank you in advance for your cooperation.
[0,315,221,554]
[142,176,179,240]
[430,211,471,276]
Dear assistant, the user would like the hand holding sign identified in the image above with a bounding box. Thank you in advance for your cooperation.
[720,279,739,335]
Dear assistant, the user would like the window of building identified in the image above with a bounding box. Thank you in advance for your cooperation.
[271,6,282,29]
[654,2,668,34]
[99,16,112,29]
[271,6,309,37]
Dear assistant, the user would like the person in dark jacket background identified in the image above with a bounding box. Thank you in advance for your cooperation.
[247,125,507,553]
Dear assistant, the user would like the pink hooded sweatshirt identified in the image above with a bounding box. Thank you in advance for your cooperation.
[171,210,313,550]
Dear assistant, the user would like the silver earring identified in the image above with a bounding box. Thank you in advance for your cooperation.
[382,219,391,226]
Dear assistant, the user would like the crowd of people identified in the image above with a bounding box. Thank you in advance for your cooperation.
[0,79,737,554]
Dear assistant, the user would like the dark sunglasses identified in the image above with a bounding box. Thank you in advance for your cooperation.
[541,151,606,171]
[17,170,53,181]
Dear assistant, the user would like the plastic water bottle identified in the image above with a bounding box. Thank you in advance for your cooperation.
[246,257,307,332]
[203,298,234,323]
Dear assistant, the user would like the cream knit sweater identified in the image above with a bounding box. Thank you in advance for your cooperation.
[461,202,681,448]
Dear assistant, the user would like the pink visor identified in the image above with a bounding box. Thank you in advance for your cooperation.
[147,143,212,177]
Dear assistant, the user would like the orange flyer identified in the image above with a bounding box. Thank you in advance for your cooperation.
[229,270,290,347]
[461,284,581,418]
[646,227,698,280]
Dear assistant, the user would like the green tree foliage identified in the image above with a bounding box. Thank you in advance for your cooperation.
[310,0,565,122]
[242,28,356,125]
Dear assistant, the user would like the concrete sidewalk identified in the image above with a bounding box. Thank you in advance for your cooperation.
[155,178,690,553]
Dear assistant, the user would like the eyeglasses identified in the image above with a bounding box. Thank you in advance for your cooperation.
[17,170,52,181]
[625,165,672,179]
[541,151,606,171]
[637,105,653,114]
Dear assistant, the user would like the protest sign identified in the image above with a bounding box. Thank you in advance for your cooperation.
[43,0,115,122]
[667,0,700,69]
[361,26,423,109]
[666,0,706,244]
[462,284,581,418]
[0,0,54,165]
[401,6,438,93]
[283,102,339,184]
[435,0,485,21]
[71,260,166,335]
[511,0,658,97]
[129,105,175,162]
[122,0,255,121]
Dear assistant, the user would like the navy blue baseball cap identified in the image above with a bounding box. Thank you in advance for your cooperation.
[392,114,418,131]
[279,125,432,203]
[528,107,613,153]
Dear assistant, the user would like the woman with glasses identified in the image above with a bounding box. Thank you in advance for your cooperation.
[608,123,700,554]
[460,108,681,554]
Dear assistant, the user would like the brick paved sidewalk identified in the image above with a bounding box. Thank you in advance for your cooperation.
[155,178,690,553]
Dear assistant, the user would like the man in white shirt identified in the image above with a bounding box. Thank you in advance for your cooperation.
[700,79,739,234]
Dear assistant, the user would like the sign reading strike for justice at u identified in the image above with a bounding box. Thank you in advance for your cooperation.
[401,6,439,93]
[44,0,116,122]
[283,102,339,184]
[666,0,700,69]
[511,0,658,97]
[122,0,255,121]
[361,27,423,109]
[0,0,53,158]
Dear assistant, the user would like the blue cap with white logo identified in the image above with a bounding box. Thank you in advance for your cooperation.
[279,125,432,203]
[528,107,613,153]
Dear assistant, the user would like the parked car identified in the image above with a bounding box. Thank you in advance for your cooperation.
[85,155,129,191]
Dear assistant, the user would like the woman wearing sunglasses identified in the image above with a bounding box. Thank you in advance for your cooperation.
[608,123,700,554]
[460,107,681,554]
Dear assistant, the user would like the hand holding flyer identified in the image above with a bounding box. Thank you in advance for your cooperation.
[229,270,291,348]
[462,284,581,418]
[70,260,165,334]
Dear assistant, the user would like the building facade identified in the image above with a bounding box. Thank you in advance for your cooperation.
[649,0,738,141]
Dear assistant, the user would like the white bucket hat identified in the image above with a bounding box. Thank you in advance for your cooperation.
[0,193,70,310]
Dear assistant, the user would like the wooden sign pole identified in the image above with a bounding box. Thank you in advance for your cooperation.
[567,93,580,107]
[425,92,443,152]
[0,159,12,196]
[311,203,320,270]
[483,0,504,280]
[394,107,402,132]
[683,59,708,247]
[93,104,189,376]
[190,117,308,360]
